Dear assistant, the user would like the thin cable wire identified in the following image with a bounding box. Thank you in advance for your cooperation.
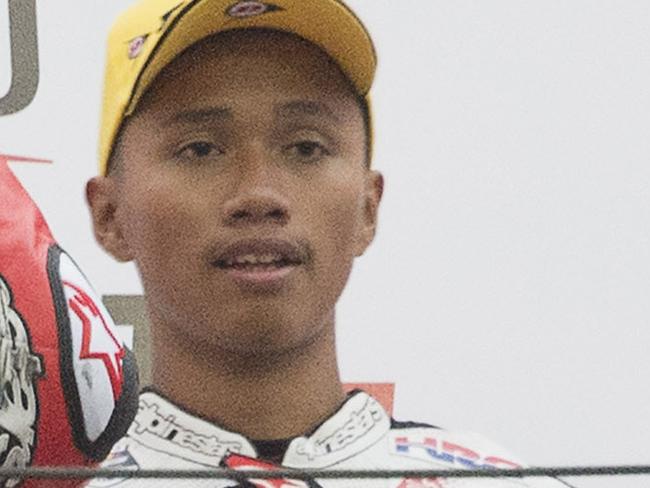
[0,465,649,480]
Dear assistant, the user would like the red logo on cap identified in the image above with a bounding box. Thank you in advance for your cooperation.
[227,1,280,18]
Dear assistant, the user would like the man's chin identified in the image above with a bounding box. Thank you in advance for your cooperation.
[216,332,318,359]
[196,320,330,364]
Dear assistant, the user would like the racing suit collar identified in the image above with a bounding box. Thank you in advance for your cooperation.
[284,389,391,468]
[129,389,391,469]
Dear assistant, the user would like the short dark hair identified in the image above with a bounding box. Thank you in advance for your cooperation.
[358,95,372,167]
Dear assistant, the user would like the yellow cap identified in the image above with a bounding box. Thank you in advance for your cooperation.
[99,0,377,175]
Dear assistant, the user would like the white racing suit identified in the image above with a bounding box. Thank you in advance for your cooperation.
[87,390,573,487]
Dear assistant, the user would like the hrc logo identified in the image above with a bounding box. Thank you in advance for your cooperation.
[393,436,521,470]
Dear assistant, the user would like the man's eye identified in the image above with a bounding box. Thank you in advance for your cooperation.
[177,141,222,160]
[285,141,328,162]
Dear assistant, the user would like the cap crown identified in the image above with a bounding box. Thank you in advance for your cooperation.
[99,0,377,175]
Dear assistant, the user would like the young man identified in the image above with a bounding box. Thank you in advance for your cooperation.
[86,0,573,486]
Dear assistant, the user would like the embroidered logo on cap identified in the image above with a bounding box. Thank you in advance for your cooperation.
[226,1,282,18]
[127,35,148,59]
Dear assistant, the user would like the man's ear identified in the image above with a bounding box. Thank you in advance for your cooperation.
[354,170,384,257]
[86,176,133,262]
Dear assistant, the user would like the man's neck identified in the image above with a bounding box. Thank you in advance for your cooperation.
[149,321,345,440]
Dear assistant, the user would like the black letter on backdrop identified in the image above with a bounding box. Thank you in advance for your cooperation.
[0,0,39,116]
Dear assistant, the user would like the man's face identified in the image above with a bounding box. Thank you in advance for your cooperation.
[89,30,382,356]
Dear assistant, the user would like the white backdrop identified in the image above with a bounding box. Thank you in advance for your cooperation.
[1,1,649,487]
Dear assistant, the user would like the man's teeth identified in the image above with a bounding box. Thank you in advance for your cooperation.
[225,254,285,266]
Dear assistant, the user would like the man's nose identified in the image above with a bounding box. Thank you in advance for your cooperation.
[221,154,290,227]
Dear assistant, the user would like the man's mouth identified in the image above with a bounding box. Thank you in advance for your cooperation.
[215,253,301,270]
[210,239,306,289]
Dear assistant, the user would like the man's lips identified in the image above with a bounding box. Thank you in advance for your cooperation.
[211,238,306,270]
[210,239,307,290]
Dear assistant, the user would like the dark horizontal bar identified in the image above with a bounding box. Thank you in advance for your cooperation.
[0,465,649,480]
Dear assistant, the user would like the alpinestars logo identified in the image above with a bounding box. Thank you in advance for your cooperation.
[295,396,384,460]
[63,281,125,400]
[133,400,244,460]
[0,275,43,487]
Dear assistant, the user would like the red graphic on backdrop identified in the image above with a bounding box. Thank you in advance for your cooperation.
[0,153,51,164]
[343,382,394,415]
[63,280,125,400]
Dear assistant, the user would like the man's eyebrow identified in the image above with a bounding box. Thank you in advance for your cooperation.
[275,100,341,123]
[168,107,233,124]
